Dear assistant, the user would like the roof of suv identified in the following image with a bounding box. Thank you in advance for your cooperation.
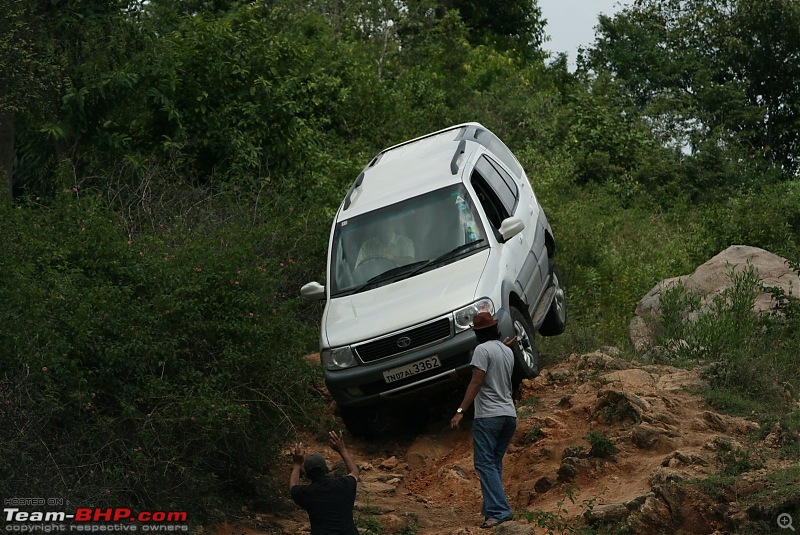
[340,122,526,219]
[340,123,486,218]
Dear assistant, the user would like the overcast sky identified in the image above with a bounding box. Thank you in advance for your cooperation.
[538,0,632,69]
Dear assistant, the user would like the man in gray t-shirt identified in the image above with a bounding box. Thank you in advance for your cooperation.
[470,339,516,419]
[451,311,517,529]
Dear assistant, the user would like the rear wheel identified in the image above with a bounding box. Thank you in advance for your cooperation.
[539,262,567,336]
[510,306,539,389]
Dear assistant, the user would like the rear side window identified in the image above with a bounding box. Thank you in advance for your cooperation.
[473,156,518,216]
[458,125,524,179]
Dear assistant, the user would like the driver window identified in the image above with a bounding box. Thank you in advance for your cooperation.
[471,166,508,234]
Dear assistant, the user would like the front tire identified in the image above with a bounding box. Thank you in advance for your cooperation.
[339,405,389,439]
[510,306,539,389]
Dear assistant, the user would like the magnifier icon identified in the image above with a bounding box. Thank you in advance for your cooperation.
[779,513,795,531]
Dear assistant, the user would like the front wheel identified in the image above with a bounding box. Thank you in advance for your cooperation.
[510,306,539,389]
[339,405,389,439]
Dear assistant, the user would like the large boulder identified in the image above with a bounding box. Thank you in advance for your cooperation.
[629,245,799,352]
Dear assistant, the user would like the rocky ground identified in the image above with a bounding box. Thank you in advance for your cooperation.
[211,349,799,535]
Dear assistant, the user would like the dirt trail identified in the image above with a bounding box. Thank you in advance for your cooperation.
[217,350,790,534]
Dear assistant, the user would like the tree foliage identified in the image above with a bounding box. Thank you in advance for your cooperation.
[586,0,800,177]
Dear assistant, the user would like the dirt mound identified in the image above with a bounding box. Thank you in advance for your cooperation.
[223,350,795,534]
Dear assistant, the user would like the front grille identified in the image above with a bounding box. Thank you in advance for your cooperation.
[354,317,452,363]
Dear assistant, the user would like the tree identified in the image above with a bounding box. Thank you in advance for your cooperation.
[3,0,143,198]
[443,0,545,59]
[0,0,64,202]
[585,0,800,177]
[727,0,800,171]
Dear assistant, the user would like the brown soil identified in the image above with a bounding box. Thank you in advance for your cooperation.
[216,350,796,535]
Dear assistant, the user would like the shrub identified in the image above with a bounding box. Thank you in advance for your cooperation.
[713,438,764,477]
[0,194,325,517]
[653,264,800,416]
[585,431,619,459]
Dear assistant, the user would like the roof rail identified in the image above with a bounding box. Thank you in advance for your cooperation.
[342,171,365,211]
[450,139,466,175]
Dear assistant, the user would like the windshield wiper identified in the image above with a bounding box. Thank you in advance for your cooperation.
[346,241,485,295]
[403,240,486,279]
[349,260,430,294]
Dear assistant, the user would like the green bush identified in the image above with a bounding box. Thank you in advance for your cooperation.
[0,194,324,515]
[695,181,800,262]
[536,184,701,352]
[585,431,619,459]
[713,438,765,477]
[653,264,800,416]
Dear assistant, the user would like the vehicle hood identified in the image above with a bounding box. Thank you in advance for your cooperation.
[323,250,490,347]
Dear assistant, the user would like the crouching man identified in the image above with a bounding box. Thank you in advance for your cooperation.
[290,430,360,535]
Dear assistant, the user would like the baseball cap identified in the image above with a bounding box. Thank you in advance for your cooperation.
[303,453,329,478]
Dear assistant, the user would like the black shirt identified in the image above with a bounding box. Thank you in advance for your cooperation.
[290,475,358,535]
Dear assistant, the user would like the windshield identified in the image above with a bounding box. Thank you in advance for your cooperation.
[330,184,487,296]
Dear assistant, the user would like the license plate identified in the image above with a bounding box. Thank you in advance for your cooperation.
[383,356,441,383]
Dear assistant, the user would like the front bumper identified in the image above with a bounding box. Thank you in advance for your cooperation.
[324,309,514,407]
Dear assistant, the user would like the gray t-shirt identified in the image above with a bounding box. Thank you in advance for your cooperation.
[470,339,516,419]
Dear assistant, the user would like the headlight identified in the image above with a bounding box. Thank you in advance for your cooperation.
[453,298,495,332]
[321,347,358,370]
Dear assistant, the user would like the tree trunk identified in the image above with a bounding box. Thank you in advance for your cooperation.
[0,108,13,204]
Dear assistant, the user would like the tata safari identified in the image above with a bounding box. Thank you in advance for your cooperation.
[301,123,566,437]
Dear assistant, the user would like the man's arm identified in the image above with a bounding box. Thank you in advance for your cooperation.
[451,367,485,429]
[289,443,305,490]
[328,430,359,481]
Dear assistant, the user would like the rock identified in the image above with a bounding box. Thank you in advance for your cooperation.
[572,351,629,371]
[703,411,727,432]
[378,513,416,533]
[544,416,564,428]
[358,480,397,496]
[556,461,579,482]
[625,492,655,511]
[533,476,553,493]
[557,457,591,483]
[584,503,630,525]
[629,246,800,351]
[495,520,536,535]
[379,456,398,470]
[631,424,660,449]
[595,389,651,423]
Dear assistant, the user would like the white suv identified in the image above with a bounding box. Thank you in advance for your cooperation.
[302,123,566,437]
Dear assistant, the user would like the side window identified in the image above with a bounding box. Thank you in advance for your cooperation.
[473,129,524,179]
[474,156,518,216]
[471,167,508,234]
[486,156,519,208]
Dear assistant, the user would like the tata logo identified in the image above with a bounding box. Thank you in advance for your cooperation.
[396,336,412,348]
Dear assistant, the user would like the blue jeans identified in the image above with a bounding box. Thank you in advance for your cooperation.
[472,416,516,522]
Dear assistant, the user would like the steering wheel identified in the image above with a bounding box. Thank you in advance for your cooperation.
[353,257,397,283]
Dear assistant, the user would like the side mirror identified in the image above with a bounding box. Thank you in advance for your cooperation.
[498,217,525,242]
[300,281,326,301]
